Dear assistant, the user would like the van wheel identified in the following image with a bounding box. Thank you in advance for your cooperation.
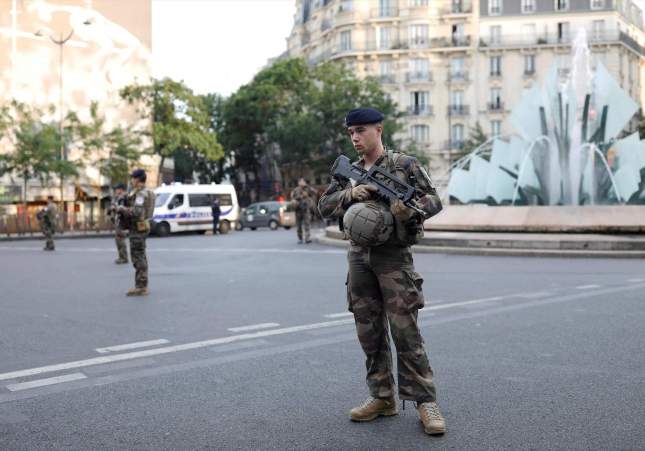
[219,220,231,234]
[268,220,279,231]
[157,222,170,237]
[251,227,257,231]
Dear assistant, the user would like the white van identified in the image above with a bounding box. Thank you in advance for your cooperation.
[152,183,239,236]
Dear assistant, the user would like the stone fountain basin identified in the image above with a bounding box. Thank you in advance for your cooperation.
[425,205,645,234]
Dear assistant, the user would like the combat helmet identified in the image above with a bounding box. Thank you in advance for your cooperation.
[343,200,394,246]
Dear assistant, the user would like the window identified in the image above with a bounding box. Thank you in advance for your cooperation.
[522,23,536,44]
[521,0,535,13]
[379,0,393,16]
[214,194,233,206]
[340,30,352,51]
[155,193,170,208]
[490,87,502,108]
[410,125,430,143]
[410,91,430,114]
[450,56,464,76]
[451,124,465,146]
[380,60,394,82]
[490,56,502,76]
[557,22,570,43]
[592,20,605,40]
[411,58,430,74]
[489,0,502,15]
[555,0,569,11]
[409,24,429,47]
[491,120,502,137]
[452,23,466,45]
[450,90,464,106]
[409,0,428,6]
[591,0,604,9]
[168,194,185,210]
[188,193,211,207]
[379,27,392,49]
[452,0,465,13]
[340,0,352,11]
[524,54,536,74]
[490,25,502,45]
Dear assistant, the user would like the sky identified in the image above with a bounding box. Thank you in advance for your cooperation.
[152,0,296,97]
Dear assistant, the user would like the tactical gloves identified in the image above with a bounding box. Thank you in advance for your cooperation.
[351,184,378,202]
[390,200,416,221]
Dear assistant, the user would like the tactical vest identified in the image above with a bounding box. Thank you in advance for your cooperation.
[385,150,424,247]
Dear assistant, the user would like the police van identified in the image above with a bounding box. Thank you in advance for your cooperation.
[152,183,239,236]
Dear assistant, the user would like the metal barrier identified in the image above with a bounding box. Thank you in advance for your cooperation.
[0,212,114,237]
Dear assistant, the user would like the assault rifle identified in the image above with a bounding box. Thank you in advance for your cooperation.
[331,154,426,216]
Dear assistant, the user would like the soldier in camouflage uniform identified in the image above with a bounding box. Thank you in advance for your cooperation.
[38,196,58,251]
[110,183,129,264]
[290,178,316,244]
[117,169,155,296]
[318,108,446,435]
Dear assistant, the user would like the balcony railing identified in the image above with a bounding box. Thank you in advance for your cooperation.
[447,105,470,116]
[407,106,434,116]
[378,74,396,84]
[444,140,466,150]
[487,101,504,111]
[442,0,473,14]
[365,40,407,51]
[370,7,399,18]
[479,30,645,56]
[447,71,469,82]
[406,71,433,83]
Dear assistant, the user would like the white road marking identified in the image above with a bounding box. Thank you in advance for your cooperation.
[1,283,643,383]
[323,312,353,319]
[426,296,505,311]
[6,373,87,392]
[511,291,553,299]
[576,284,601,290]
[227,323,280,333]
[627,278,645,283]
[95,339,170,354]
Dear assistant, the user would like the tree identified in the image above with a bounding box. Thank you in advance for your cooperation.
[458,121,489,161]
[0,101,62,210]
[120,78,224,185]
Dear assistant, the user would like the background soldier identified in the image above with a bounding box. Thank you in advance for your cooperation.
[110,183,129,264]
[318,108,446,436]
[37,195,58,251]
[290,177,316,244]
[117,169,155,296]
[211,196,221,234]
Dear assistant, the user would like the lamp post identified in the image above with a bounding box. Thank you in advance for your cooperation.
[34,28,74,210]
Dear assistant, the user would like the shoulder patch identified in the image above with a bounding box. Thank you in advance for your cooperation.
[135,194,145,206]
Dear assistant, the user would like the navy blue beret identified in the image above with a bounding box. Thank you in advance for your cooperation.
[113,182,126,190]
[345,108,384,127]
[130,168,146,179]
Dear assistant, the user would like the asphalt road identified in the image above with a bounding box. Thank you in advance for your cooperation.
[0,228,644,450]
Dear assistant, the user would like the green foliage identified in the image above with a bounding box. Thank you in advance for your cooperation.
[120,78,224,183]
[458,121,489,161]
[218,58,401,195]
[0,101,64,204]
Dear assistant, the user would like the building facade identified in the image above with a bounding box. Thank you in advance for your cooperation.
[285,0,645,186]
[0,0,154,216]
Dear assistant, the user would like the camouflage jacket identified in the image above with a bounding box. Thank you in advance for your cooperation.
[40,204,58,229]
[290,186,317,212]
[110,192,129,229]
[318,150,442,245]
[121,187,155,234]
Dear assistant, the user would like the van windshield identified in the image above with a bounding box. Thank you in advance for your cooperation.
[155,193,170,207]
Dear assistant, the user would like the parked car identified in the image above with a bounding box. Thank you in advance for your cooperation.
[237,201,295,231]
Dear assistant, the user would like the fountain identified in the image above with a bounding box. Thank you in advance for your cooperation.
[430,28,645,234]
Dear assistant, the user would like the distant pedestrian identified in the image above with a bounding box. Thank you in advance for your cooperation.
[110,183,129,264]
[211,197,221,234]
[290,178,316,244]
[37,195,57,251]
[117,169,155,297]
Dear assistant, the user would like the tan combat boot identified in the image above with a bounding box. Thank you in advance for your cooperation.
[417,401,446,435]
[349,396,398,422]
[126,287,149,297]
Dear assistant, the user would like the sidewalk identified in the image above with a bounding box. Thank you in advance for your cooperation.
[317,226,645,258]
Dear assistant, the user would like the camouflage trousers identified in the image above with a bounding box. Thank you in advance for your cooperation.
[296,210,311,241]
[115,228,128,261]
[129,234,148,289]
[347,244,436,403]
[42,226,55,250]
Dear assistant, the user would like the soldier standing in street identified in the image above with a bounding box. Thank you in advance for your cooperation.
[318,108,446,435]
[110,183,129,264]
[290,177,316,244]
[117,169,155,296]
[38,195,58,251]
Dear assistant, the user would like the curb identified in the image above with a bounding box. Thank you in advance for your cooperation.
[315,234,645,259]
[0,232,114,242]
